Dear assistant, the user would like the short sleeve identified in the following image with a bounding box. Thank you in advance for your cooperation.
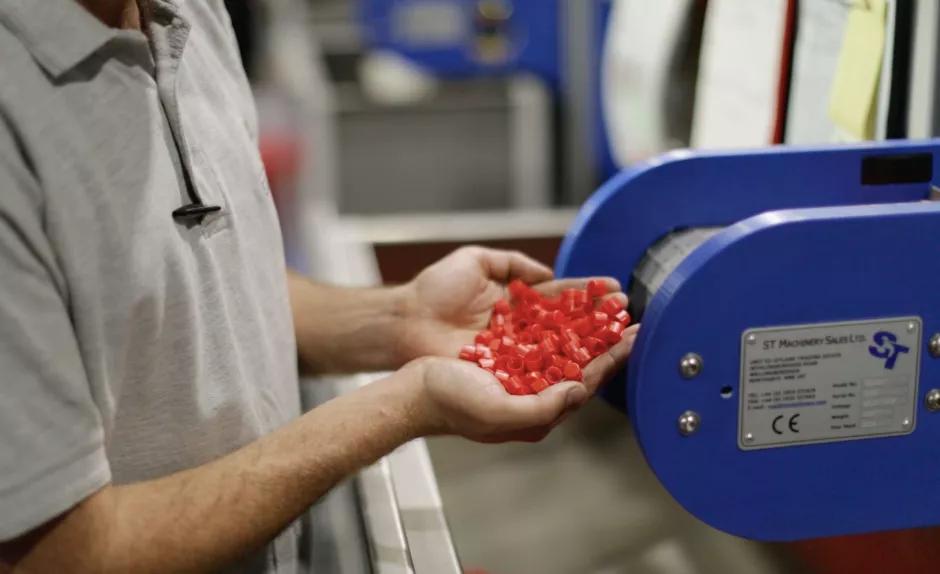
[0,122,110,541]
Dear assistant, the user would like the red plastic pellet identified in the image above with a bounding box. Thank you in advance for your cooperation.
[571,317,592,337]
[529,375,550,393]
[562,342,579,360]
[505,355,525,375]
[584,336,608,357]
[561,328,581,346]
[561,288,580,301]
[545,365,563,384]
[587,279,608,298]
[539,337,559,355]
[493,299,512,315]
[524,350,543,372]
[459,279,633,393]
[574,347,592,366]
[508,279,529,300]
[563,361,582,381]
[504,375,531,396]
[522,290,541,306]
[516,343,537,356]
[475,330,495,345]
[600,297,625,315]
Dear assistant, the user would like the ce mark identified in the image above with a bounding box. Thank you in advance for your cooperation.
[772,413,800,435]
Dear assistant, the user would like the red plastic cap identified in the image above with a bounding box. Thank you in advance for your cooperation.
[529,376,550,393]
[584,336,608,357]
[505,375,531,396]
[600,297,625,315]
[505,355,525,375]
[587,279,608,298]
[459,345,476,361]
[493,299,511,315]
[563,361,582,381]
[545,365,563,384]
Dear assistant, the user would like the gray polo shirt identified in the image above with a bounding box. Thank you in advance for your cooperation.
[0,0,302,571]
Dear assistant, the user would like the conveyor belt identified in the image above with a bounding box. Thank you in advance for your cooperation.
[630,227,723,318]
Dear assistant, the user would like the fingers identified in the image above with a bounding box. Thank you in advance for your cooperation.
[491,381,588,430]
[582,323,640,394]
[466,247,554,285]
[532,276,622,297]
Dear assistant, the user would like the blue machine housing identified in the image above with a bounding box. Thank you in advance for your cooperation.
[359,0,561,88]
[555,141,940,541]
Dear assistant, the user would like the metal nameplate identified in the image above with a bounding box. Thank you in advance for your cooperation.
[739,317,921,450]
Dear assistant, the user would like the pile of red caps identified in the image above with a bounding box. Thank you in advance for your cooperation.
[458,279,631,395]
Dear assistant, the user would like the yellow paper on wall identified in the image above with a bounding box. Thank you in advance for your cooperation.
[828,0,887,140]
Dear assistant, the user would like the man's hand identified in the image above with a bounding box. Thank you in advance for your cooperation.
[407,322,639,443]
[398,246,628,362]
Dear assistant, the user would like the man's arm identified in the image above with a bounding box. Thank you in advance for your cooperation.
[1,365,423,574]
[287,271,412,375]
[1,352,630,574]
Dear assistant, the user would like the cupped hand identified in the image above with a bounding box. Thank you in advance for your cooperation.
[410,323,640,443]
[399,246,627,361]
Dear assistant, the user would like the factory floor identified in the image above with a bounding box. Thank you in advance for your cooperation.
[427,400,803,574]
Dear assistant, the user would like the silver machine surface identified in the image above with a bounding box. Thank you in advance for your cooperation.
[739,318,921,450]
[629,227,723,317]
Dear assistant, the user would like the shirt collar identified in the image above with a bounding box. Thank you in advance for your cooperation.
[0,0,185,79]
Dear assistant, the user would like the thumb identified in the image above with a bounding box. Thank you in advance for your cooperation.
[494,381,589,429]
[540,381,588,412]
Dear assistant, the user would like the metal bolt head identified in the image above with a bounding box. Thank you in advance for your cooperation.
[908,322,917,333]
[746,333,757,345]
[678,411,700,436]
[744,433,754,443]
[902,418,912,429]
[927,389,940,412]
[930,334,940,358]
[679,353,703,379]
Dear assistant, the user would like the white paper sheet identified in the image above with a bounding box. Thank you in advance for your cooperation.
[690,0,788,149]
[784,0,851,144]
[602,0,695,164]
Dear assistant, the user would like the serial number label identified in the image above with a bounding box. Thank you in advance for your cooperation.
[739,317,921,450]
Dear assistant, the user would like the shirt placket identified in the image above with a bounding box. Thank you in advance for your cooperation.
[150,9,223,226]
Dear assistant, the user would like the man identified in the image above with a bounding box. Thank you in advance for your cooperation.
[0,1,637,572]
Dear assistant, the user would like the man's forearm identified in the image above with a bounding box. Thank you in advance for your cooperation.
[4,367,429,574]
[288,271,412,375]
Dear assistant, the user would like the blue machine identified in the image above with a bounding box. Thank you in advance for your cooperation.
[556,140,940,541]
[358,0,618,182]
[359,0,562,87]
